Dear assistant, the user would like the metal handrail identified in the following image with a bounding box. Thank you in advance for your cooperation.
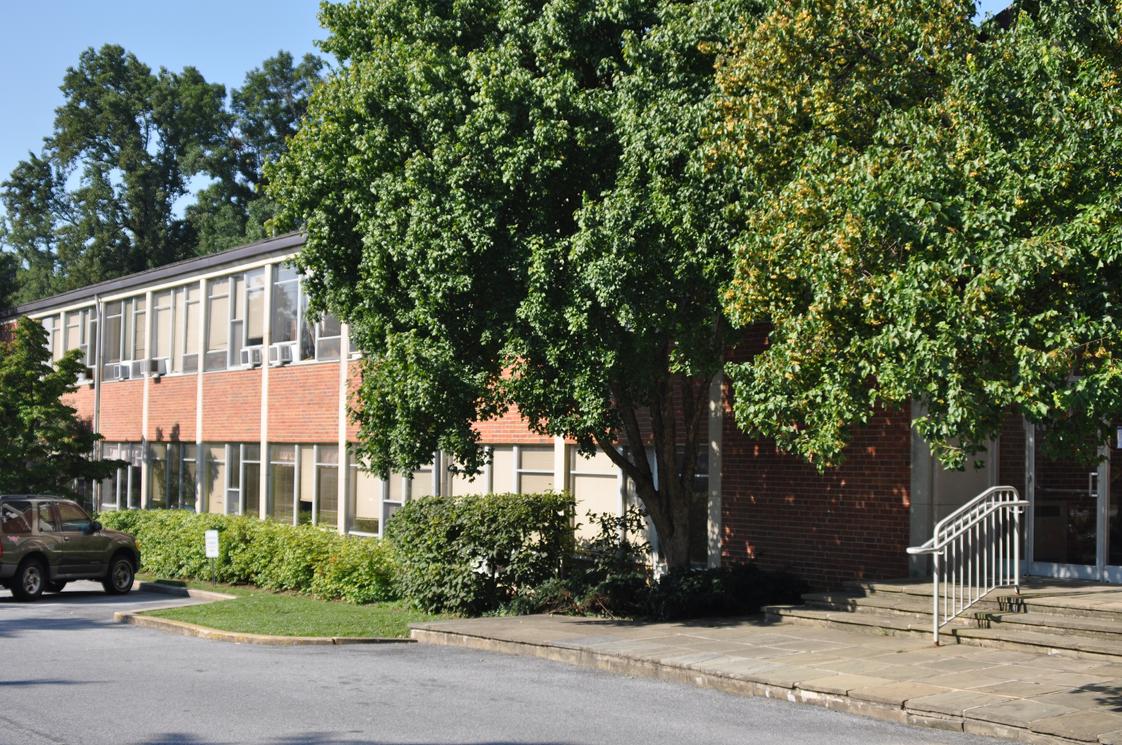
[907,486,1027,643]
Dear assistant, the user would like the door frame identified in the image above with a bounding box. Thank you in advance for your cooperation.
[1024,420,1120,582]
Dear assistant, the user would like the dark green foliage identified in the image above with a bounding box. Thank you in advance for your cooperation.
[98,510,397,605]
[0,317,117,496]
[385,492,575,615]
[713,0,1122,467]
[269,0,763,569]
[1,46,323,303]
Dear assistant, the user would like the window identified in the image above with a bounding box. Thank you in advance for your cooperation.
[205,279,230,371]
[243,444,261,516]
[203,444,226,513]
[1,501,32,535]
[269,445,296,523]
[102,298,146,377]
[148,443,168,509]
[149,442,197,510]
[57,502,92,533]
[181,444,198,510]
[64,307,97,369]
[38,504,59,533]
[347,454,382,534]
[41,315,63,362]
[179,285,201,373]
[271,266,300,346]
[152,290,173,363]
[246,269,265,347]
[517,446,555,493]
[271,264,343,362]
[568,446,623,540]
[101,443,142,510]
[316,445,339,528]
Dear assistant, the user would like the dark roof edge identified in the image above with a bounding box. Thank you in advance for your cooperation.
[6,232,306,318]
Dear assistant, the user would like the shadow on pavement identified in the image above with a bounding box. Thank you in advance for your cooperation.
[137,738,575,745]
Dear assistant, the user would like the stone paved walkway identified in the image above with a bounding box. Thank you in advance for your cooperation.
[412,614,1122,744]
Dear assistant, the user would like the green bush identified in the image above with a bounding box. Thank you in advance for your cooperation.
[99,510,398,604]
[385,492,575,615]
[508,507,807,620]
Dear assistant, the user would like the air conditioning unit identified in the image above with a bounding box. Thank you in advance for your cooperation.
[129,360,148,379]
[75,367,93,385]
[148,358,169,377]
[116,362,132,380]
[241,346,263,368]
[268,343,294,366]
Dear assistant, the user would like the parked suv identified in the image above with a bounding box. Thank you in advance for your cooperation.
[0,496,140,601]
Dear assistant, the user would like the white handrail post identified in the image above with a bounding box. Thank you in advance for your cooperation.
[932,551,941,645]
[1013,503,1022,591]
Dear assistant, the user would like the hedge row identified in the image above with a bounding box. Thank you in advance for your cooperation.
[98,510,397,604]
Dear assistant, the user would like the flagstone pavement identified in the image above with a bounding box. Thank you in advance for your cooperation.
[412,614,1122,744]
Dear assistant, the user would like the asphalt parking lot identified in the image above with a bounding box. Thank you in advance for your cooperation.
[0,582,1000,745]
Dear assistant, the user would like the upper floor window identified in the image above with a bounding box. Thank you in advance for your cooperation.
[102,297,146,378]
[63,307,97,370]
[271,264,341,364]
[40,314,63,362]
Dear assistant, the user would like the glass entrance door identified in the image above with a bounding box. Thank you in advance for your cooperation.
[1029,428,1101,579]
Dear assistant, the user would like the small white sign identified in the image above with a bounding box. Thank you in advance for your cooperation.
[1116,426,1122,449]
[204,529,220,559]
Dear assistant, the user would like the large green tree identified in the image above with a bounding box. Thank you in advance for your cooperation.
[0,317,118,497]
[1,46,324,303]
[189,51,326,252]
[711,0,1122,468]
[270,0,758,568]
[0,45,227,303]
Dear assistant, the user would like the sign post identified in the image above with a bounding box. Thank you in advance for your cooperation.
[204,529,220,587]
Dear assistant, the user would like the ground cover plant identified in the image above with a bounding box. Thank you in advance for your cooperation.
[140,578,442,638]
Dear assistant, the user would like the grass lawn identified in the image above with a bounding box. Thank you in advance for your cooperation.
[138,577,447,638]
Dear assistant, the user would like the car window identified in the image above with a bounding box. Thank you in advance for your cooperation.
[37,504,60,533]
[56,502,92,533]
[0,502,32,535]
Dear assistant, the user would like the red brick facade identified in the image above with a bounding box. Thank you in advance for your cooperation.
[148,375,197,442]
[268,363,340,443]
[202,369,262,442]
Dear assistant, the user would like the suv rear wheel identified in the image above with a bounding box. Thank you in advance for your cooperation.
[102,554,134,595]
[12,558,46,601]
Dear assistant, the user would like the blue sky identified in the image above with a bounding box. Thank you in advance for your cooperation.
[0,1,326,190]
[0,0,1012,196]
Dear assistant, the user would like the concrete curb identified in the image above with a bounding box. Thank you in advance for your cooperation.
[134,580,238,602]
[409,626,1089,745]
[119,581,415,646]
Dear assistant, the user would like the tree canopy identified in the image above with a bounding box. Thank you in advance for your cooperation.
[711,0,1122,468]
[0,317,118,497]
[0,45,324,305]
[270,0,760,568]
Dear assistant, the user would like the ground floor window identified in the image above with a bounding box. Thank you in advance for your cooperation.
[100,442,142,511]
[146,442,197,511]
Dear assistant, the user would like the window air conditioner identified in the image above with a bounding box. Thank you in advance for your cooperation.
[116,363,132,380]
[76,367,93,385]
[149,358,169,377]
[268,343,293,366]
[130,360,148,379]
[241,346,263,368]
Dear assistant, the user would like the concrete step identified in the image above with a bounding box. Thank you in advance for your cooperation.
[765,605,1122,661]
[979,611,1122,641]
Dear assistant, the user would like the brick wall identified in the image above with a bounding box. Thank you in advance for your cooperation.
[98,379,144,441]
[720,327,911,587]
[147,374,197,442]
[269,362,340,443]
[62,384,95,427]
[203,368,262,441]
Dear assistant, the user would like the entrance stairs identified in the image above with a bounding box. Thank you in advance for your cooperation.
[764,579,1122,660]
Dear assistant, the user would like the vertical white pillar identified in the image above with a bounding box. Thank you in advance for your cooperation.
[195,278,207,513]
[512,445,521,494]
[337,323,350,534]
[140,289,153,509]
[259,264,272,520]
